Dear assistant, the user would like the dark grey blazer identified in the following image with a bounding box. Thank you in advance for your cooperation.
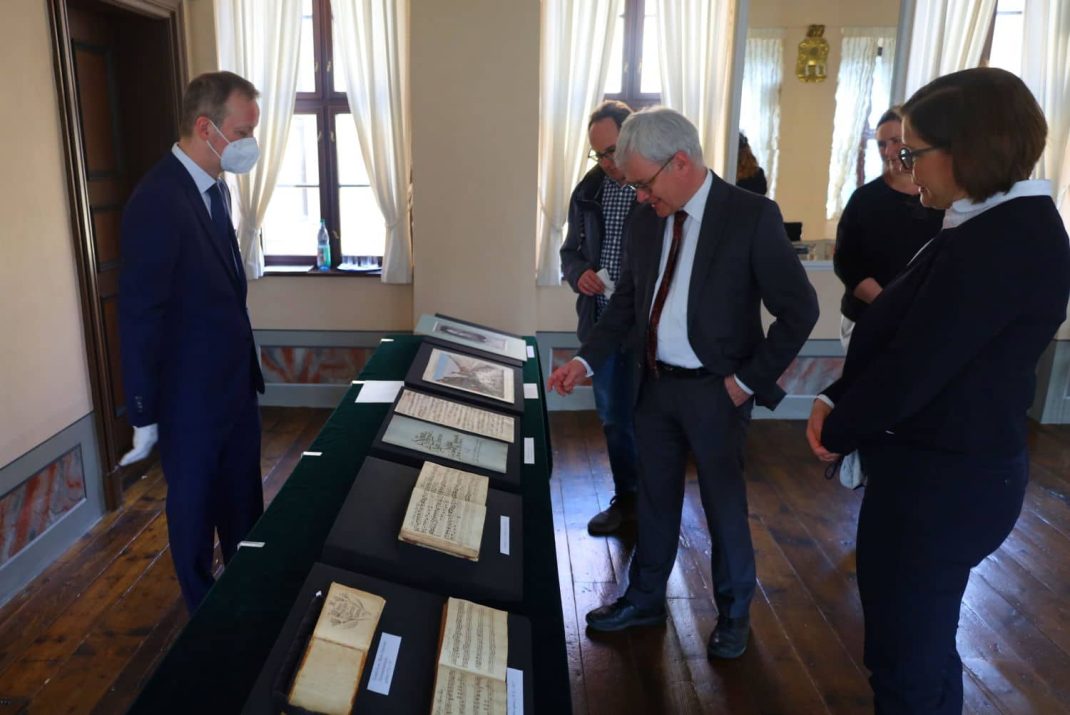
[577,172,818,409]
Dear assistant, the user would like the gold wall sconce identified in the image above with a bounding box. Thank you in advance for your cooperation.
[796,25,830,82]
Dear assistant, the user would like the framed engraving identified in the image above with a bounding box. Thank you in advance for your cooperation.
[406,341,524,415]
[414,314,527,365]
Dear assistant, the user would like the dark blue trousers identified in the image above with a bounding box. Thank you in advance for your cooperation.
[626,373,755,618]
[159,392,264,612]
[857,442,1027,714]
[590,348,639,496]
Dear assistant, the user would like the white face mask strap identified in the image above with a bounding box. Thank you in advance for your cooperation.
[206,120,229,159]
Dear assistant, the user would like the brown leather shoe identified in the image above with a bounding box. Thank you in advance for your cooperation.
[707,615,750,659]
[587,494,636,535]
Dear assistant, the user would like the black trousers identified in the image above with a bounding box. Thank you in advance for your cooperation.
[625,372,755,618]
[159,392,264,612]
[857,442,1027,714]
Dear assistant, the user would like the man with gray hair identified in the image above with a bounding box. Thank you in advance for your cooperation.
[548,107,817,658]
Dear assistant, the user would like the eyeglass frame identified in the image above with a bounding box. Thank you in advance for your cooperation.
[588,145,616,162]
[627,155,675,192]
[898,145,942,171]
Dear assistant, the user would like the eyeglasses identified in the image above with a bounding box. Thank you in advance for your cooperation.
[588,145,616,162]
[627,156,675,192]
[898,145,941,171]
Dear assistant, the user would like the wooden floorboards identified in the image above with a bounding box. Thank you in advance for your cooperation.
[0,407,1068,713]
[550,412,1070,715]
[0,407,332,715]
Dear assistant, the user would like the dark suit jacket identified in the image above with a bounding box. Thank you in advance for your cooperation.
[821,196,1070,457]
[578,171,819,409]
[119,152,264,433]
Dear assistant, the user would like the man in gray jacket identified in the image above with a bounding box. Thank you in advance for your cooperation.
[560,101,640,535]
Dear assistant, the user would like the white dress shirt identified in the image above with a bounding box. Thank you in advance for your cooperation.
[577,169,752,394]
[649,171,710,368]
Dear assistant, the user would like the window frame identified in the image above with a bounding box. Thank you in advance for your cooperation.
[855,45,888,189]
[603,0,662,110]
[265,0,380,271]
[979,0,1024,70]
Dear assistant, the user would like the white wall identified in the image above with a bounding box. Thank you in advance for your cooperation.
[0,0,94,468]
[749,0,901,242]
[410,0,540,335]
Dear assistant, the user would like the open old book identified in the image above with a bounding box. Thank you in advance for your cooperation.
[399,462,490,560]
[288,582,386,715]
[431,597,509,715]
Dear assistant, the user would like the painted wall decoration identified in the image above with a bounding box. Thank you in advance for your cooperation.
[777,356,844,395]
[261,346,375,385]
[0,447,86,567]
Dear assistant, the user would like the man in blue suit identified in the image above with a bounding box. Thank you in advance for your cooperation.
[118,71,265,611]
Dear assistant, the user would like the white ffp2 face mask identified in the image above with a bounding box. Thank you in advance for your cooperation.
[208,120,260,174]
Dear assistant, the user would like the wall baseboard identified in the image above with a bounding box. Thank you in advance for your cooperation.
[252,330,1070,426]
[534,332,845,419]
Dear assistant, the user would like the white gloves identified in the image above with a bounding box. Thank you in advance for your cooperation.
[119,424,159,466]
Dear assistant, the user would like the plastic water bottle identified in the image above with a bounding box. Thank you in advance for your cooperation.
[316,219,331,271]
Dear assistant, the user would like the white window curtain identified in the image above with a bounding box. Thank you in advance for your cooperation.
[903,0,998,98]
[333,0,413,284]
[740,29,783,199]
[1022,0,1070,227]
[825,29,895,224]
[535,0,621,286]
[875,36,897,111]
[215,0,303,281]
[656,0,738,175]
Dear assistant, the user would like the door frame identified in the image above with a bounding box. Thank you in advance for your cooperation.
[47,0,188,509]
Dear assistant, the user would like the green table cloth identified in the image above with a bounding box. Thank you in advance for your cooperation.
[129,335,568,714]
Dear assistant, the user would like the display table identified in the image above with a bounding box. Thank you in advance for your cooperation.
[128,335,568,714]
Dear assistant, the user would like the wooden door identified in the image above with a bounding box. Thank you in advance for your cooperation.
[54,0,183,507]
[70,6,130,487]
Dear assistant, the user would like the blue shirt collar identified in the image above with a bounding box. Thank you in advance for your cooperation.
[171,143,219,196]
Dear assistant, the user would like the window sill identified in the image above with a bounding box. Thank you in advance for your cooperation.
[263,265,382,278]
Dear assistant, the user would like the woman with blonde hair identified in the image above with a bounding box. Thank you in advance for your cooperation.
[833,107,944,349]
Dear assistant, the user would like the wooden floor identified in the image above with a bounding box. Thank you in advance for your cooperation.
[0,407,332,715]
[551,412,1070,715]
[0,407,1068,714]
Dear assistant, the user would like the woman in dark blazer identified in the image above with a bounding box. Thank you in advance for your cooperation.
[806,67,1070,714]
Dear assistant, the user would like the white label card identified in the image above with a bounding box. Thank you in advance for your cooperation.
[500,515,510,555]
[523,383,538,400]
[355,380,404,403]
[526,345,535,359]
[523,438,534,465]
[507,668,524,715]
[366,632,402,695]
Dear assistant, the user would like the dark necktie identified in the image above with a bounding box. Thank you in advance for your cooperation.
[209,181,241,278]
[646,210,688,374]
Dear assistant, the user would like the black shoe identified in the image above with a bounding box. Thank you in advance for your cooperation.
[587,494,636,535]
[586,597,666,632]
[707,615,750,659]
